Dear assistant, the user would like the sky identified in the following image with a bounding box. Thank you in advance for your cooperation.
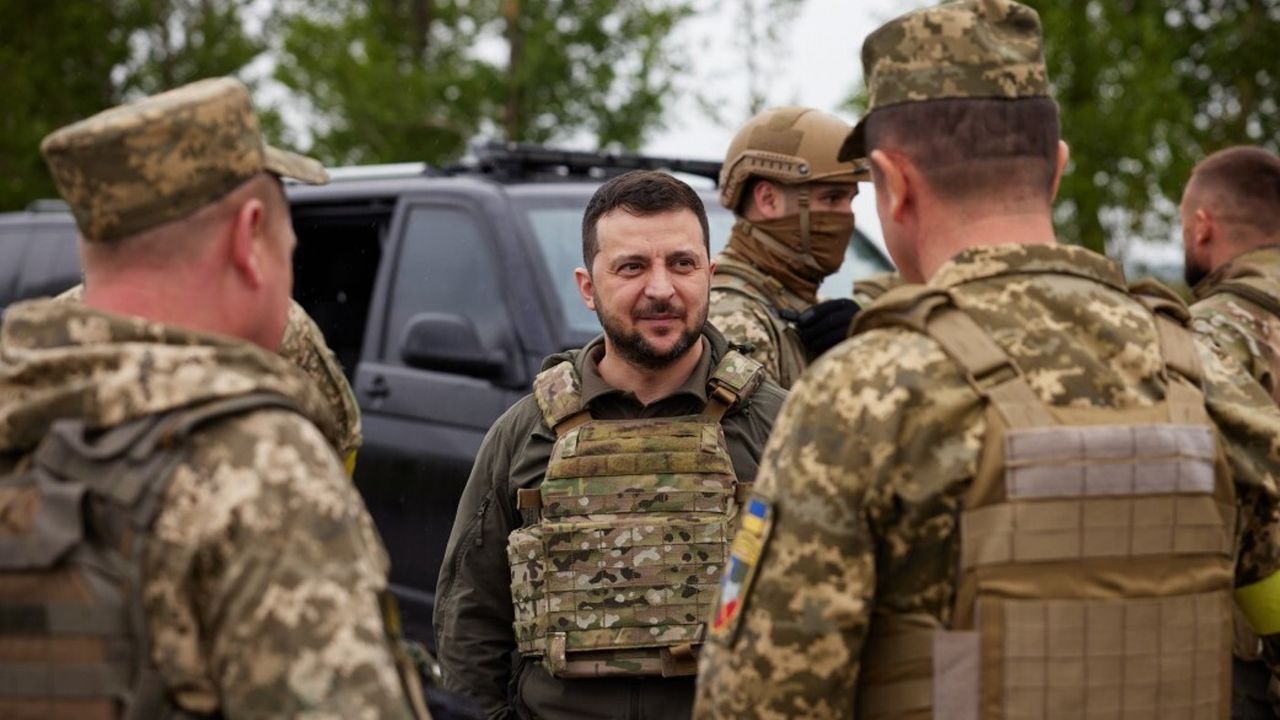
[640,0,913,251]
[645,0,911,160]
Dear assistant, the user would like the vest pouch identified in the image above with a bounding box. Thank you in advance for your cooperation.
[0,468,132,719]
[507,515,728,675]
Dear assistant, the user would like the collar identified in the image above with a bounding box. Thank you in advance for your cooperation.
[928,243,1128,292]
[576,333,718,408]
[1192,244,1280,300]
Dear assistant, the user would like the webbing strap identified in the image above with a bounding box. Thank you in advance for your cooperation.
[860,678,933,717]
[703,385,737,422]
[552,410,591,438]
[0,472,84,570]
[1205,278,1280,320]
[0,603,124,636]
[0,663,128,698]
[713,256,792,313]
[926,307,1056,429]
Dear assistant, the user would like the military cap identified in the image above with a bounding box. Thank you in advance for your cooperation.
[838,0,1050,161]
[40,77,328,243]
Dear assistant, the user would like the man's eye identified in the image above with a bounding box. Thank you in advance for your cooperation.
[619,263,642,273]
[674,258,696,269]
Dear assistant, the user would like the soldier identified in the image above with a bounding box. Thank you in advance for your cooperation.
[433,170,785,719]
[1181,146,1280,718]
[695,2,1280,718]
[708,107,868,388]
[1186,146,1280,402]
[0,78,427,718]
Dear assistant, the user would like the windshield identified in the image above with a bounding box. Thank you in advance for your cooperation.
[513,188,893,337]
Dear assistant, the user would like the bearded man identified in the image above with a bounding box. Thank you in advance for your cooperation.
[433,170,785,720]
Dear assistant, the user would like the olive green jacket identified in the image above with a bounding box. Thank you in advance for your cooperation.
[433,325,786,720]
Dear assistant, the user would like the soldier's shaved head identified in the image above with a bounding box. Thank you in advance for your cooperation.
[1185,146,1280,239]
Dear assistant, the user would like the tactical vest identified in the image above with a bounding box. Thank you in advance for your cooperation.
[507,350,765,678]
[0,393,299,720]
[711,256,808,389]
[851,282,1237,719]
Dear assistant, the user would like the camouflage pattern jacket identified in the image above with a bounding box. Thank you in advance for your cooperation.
[433,326,786,720]
[0,299,413,719]
[1192,244,1280,404]
[708,250,811,389]
[694,244,1280,718]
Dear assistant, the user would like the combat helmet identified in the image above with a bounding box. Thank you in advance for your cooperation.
[719,106,868,212]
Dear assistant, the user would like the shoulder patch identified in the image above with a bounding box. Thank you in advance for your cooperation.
[711,496,775,644]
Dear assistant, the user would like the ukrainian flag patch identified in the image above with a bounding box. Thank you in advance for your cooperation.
[710,496,774,643]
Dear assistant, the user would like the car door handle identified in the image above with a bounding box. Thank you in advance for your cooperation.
[365,375,390,400]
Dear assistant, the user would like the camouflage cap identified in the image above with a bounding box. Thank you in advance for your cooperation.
[40,76,328,242]
[838,0,1049,162]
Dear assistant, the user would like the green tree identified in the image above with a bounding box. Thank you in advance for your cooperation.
[0,0,274,211]
[1023,0,1278,254]
[274,0,496,165]
[0,2,141,210]
[274,0,694,166]
[119,0,266,96]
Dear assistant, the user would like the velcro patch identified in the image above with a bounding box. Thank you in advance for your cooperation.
[710,496,774,644]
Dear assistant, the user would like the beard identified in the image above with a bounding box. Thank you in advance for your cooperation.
[595,293,707,369]
[1184,252,1209,288]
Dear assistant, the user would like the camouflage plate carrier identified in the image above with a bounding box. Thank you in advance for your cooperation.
[0,393,296,719]
[507,351,765,678]
[851,281,1237,719]
[711,255,808,389]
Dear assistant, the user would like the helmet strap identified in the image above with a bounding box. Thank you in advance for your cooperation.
[798,187,812,256]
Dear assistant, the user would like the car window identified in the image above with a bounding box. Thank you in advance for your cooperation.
[385,205,512,364]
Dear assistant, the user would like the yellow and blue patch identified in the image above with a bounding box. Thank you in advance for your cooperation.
[711,497,774,643]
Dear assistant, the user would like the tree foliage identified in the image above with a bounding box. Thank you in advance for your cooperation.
[274,0,693,166]
[0,2,140,210]
[1025,0,1279,254]
[0,0,695,209]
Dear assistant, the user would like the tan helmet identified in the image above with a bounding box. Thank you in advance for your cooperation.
[719,106,869,211]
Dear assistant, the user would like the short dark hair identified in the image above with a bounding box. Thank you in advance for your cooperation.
[581,170,710,268]
[865,97,1060,204]
[1190,146,1280,236]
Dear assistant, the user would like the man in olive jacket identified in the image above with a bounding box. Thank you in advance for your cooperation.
[434,170,785,720]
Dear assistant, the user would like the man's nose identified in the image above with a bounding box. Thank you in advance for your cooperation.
[644,265,675,299]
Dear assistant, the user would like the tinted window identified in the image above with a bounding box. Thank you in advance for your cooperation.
[385,205,511,363]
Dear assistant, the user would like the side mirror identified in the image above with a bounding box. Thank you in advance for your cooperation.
[400,312,508,378]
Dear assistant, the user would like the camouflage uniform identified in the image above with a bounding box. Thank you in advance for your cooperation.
[0,77,423,718]
[696,2,1280,718]
[279,300,363,468]
[1191,245,1280,404]
[852,271,906,307]
[434,327,786,720]
[695,244,1280,719]
[56,285,363,470]
[708,249,810,387]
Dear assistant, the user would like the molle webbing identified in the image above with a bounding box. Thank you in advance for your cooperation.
[532,349,766,437]
[513,351,763,677]
[0,392,298,719]
[854,285,1234,719]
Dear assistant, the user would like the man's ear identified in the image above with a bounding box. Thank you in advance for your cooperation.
[752,180,785,219]
[574,266,596,310]
[1193,208,1215,248]
[228,197,268,289]
[870,149,911,223]
[1050,140,1070,200]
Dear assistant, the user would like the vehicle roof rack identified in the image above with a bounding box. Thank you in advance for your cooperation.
[25,199,70,213]
[457,141,722,184]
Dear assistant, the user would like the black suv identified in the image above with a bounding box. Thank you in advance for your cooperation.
[0,143,893,644]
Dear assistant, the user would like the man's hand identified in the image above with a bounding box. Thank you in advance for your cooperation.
[795,298,860,359]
